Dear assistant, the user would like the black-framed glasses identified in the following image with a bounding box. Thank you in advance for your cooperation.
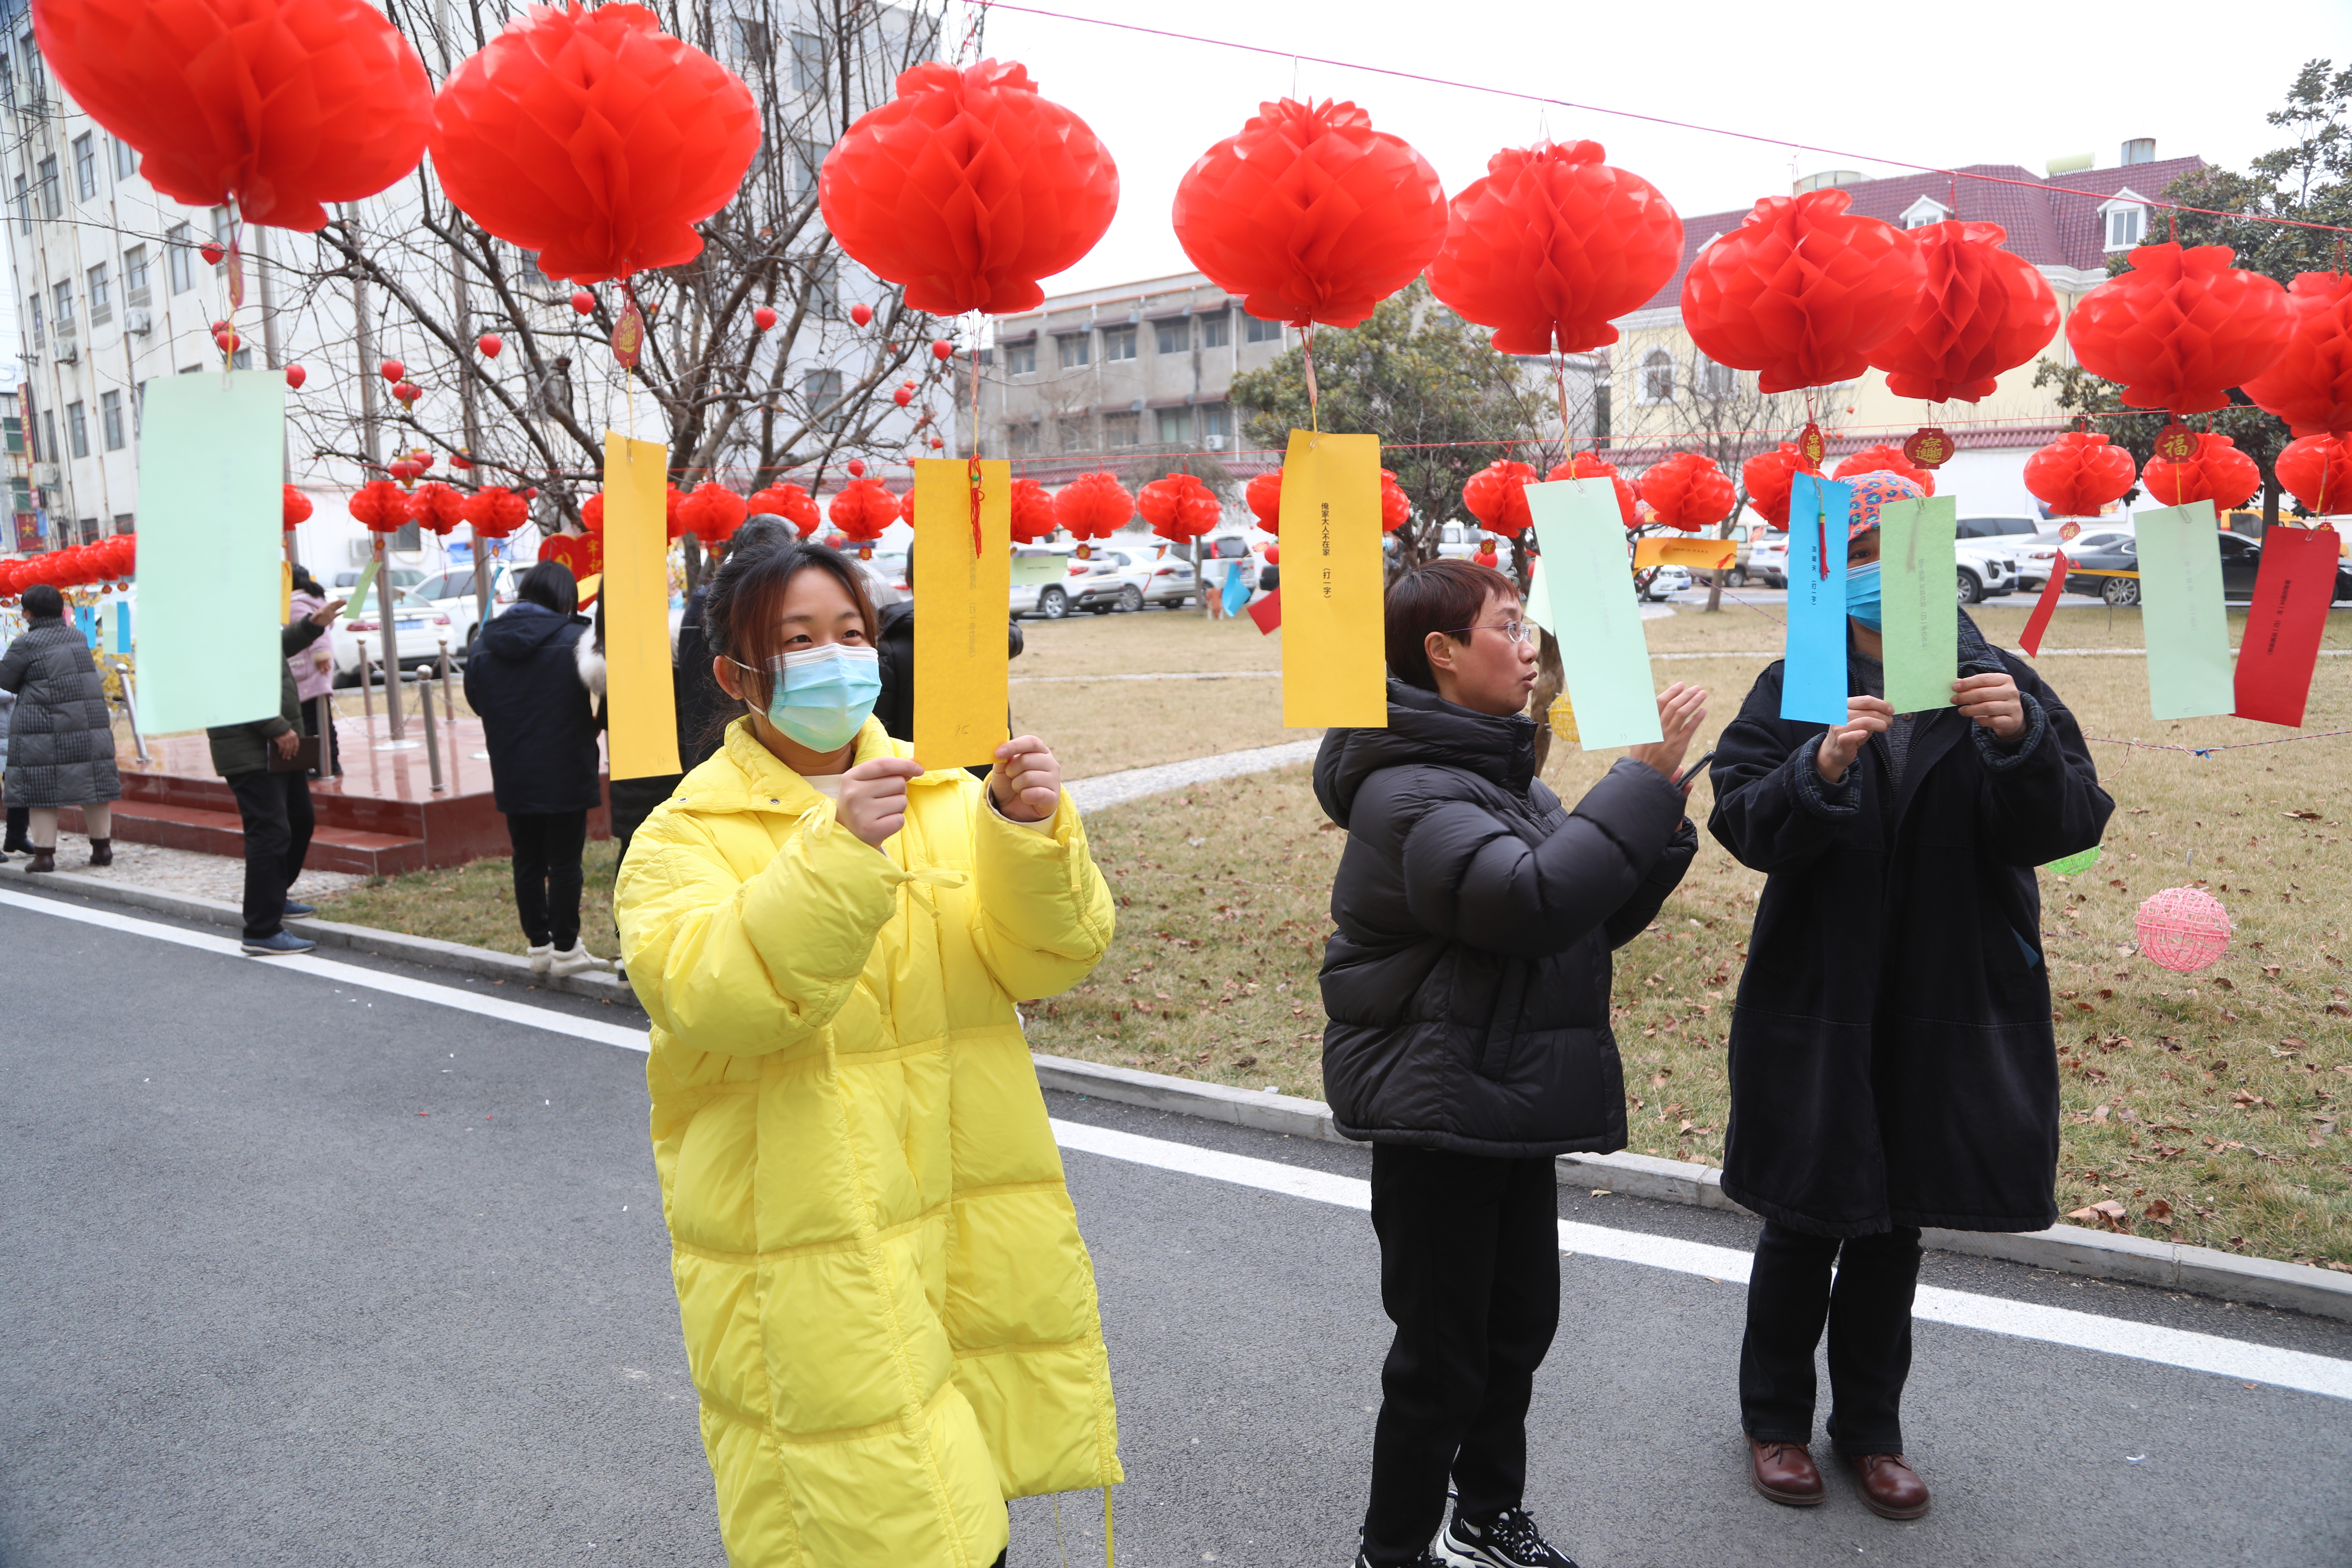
[1448,620,1530,644]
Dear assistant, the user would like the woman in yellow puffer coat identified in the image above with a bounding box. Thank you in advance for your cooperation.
[614,538,1121,1568]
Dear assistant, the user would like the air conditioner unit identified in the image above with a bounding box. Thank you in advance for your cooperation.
[123,307,152,335]
[1203,435,1227,451]
[53,340,77,364]
[31,464,58,486]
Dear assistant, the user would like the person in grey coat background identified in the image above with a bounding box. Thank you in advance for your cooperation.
[0,682,30,859]
[0,583,120,873]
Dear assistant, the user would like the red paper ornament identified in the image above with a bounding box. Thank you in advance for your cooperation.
[284,364,306,390]
[282,485,313,531]
[927,436,945,450]
[449,453,472,471]
[1472,546,1500,569]
[747,483,821,537]
[30,0,430,230]
[1680,189,1926,393]
[462,485,529,539]
[849,302,874,327]
[348,478,410,532]
[1380,469,1411,533]
[1637,453,1736,533]
[1545,454,1638,527]
[579,493,604,534]
[931,340,957,361]
[2064,242,2292,416]
[1245,470,1283,533]
[407,481,466,536]
[2241,271,2352,437]
[385,458,421,484]
[1138,473,1221,542]
[212,329,238,354]
[1263,543,1280,567]
[571,289,596,315]
[896,488,917,526]
[1832,444,1935,496]
[1741,443,1820,531]
[1462,460,1539,536]
[380,359,405,383]
[1866,220,2059,403]
[2141,431,2260,512]
[1426,140,1682,355]
[828,478,901,542]
[430,3,760,284]
[1172,97,1446,329]
[476,334,502,358]
[2023,432,2138,518]
[752,306,777,332]
[892,387,913,407]
[1054,471,1134,544]
[1009,477,1057,543]
[820,59,1118,316]
[845,459,867,479]
[392,380,421,406]
[679,481,747,543]
[2276,434,2352,514]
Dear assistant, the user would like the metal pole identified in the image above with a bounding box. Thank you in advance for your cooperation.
[112,657,148,764]
[347,201,403,740]
[416,669,444,792]
[357,635,373,726]
[310,693,331,780]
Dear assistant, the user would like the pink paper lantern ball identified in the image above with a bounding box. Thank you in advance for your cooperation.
[2134,887,2231,973]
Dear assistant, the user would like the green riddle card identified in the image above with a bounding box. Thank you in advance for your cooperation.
[1877,495,1958,714]
[2136,501,2235,720]
[1528,478,1661,750]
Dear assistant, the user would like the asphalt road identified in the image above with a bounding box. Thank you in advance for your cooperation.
[4,886,2348,1568]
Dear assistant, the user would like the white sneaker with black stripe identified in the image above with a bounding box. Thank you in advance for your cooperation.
[1438,1507,1578,1568]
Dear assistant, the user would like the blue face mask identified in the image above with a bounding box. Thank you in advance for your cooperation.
[745,644,881,753]
[1846,561,1883,630]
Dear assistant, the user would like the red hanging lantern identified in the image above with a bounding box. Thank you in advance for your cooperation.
[828,478,901,546]
[2022,431,2137,518]
[1637,453,1736,533]
[1462,460,1539,536]
[751,306,777,332]
[679,482,747,543]
[1426,140,1682,355]
[1741,442,1819,531]
[282,485,313,531]
[931,340,957,362]
[845,459,867,479]
[476,333,502,358]
[1138,473,1221,543]
[664,483,686,542]
[1544,454,1638,526]
[570,289,596,315]
[212,329,238,354]
[2064,242,2292,416]
[1681,190,1926,393]
[1263,543,1280,567]
[892,387,913,407]
[2276,434,2352,514]
[385,457,421,484]
[392,380,421,407]
[849,302,874,327]
[1172,97,1446,329]
[2141,432,2261,512]
[1865,220,2059,403]
[1832,444,1936,496]
[1472,545,1500,569]
[820,59,1118,316]
[2242,271,2352,437]
[1245,470,1283,534]
[462,485,529,539]
[1380,469,1411,533]
[407,481,466,536]
[747,483,822,537]
[348,478,410,533]
[284,364,306,390]
[896,488,917,526]
[1053,471,1134,556]
[380,359,405,383]
[30,0,430,231]
[1009,477,1057,543]
[579,493,604,535]
[430,2,760,284]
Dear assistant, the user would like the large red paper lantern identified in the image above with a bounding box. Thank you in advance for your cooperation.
[1172,97,1446,329]
[1638,453,1736,533]
[1380,469,1411,533]
[828,478,901,542]
[1426,140,1682,355]
[2064,243,2292,415]
[746,483,821,537]
[348,478,409,533]
[2141,432,2260,511]
[429,3,760,284]
[679,482,747,543]
[1053,471,1134,545]
[2242,271,2352,437]
[2275,434,2352,514]
[282,485,313,531]
[1462,460,1538,536]
[1866,220,2059,403]
[407,481,465,537]
[1832,444,1936,496]
[2023,432,2138,517]
[1742,443,1819,531]
[31,0,431,230]
[820,58,1116,316]
[462,485,529,538]
[1545,454,1637,527]
[1138,474,1220,543]
[1681,190,1926,393]
[1009,477,1057,543]
[1245,470,1283,533]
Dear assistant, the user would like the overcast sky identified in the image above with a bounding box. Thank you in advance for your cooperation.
[976,0,2343,297]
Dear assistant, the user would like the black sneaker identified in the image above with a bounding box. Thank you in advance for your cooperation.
[282,899,317,918]
[241,931,317,956]
[1440,1507,1578,1568]
[1355,1551,1446,1568]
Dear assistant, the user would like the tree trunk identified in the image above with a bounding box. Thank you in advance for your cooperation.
[1703,514,1736,614]
[1529,627,1565,775]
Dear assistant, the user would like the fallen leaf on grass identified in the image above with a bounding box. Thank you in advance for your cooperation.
[2068,1199,2131,1232]
[2144,1198,2175,1221]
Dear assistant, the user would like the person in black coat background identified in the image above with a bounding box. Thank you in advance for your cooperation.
[1317,558,1706,1568]
[463,562,612,978]
[870,557,1023,777]
[207,597,343,954]
[1706,481,2112,1522]
[0,583,121,872]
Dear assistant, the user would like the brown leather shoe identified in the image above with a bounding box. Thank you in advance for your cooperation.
[26,847,55,874]
[1839,1450,1931,1520]
[87,837,112,868]
[1748,1435,1824,1506]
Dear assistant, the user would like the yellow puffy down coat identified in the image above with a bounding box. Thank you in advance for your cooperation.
[615,716,1122,1567]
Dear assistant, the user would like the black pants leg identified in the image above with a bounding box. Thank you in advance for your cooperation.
[283,772,314,897]
[301,699,342,777]
[507,812,552,948]
[1738,1222,1922,1454]
[3,803,27,852]
[1362,1145,1561,1566]
[506,809,588,950]
[227,769,298,941]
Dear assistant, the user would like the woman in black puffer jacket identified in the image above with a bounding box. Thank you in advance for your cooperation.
[1317,558,1706,1568]
[0,583,120,872]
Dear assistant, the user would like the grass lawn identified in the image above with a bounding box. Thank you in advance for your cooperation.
[1011,600,1288,779]
[318,835,623,958]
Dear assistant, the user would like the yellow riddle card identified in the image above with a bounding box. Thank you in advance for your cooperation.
[912,457,1013,768]
[1279,430,1385,728]
[1632,536,1737,571]
[603,430,681,779]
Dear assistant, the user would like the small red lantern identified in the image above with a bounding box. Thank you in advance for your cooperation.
[2241,270,2352,438]
[1866,220,2059,404]
[828,477,901,550]
[1472,545,1500,569]
[2275,434,2352,514]
[1462,460,1539,536]
[349,478,410,533]
[1054,471,1134,555]
[927,436,945,450]
[1832,444,1936,496]
[1264,543,1281,566]
[2065,242,2292,415]
[392,380,421,406]
[1546,454,1638,527]
[462,486,529,539]
[1741,443,1820,531]
[1138,473,1220,543]
[845,458,867,479]
[476,333,502,358]
[282,485,313,531]
[285,364,306,390]
[679,481,748,543]
[2023,432,2137,518]
[197,240,226,266]
[407,481,466,536]
[571,289,595,315]
[931,340,956,362]
[747,483,822,537]
[892,387,913,407]
[850,302,874,328]
[380,359,405,383]
[1681,189,1926,393]
[212,329,238,354]
[1380,469,1411,533]
[1637,453,1736,533]
[2141,431,2261,512]
[1009,477,1057,543]
[1245,470,1283,534]
[752,306,777,332]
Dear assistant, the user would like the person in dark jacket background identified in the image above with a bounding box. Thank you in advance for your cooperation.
[464,562,611,977]
[1706,475,2112,1522]
[0,582,122,873]
[871,557,1023,777]
[0,685,28,860]
[1317,558,1706,1568]
[208,594,344,954]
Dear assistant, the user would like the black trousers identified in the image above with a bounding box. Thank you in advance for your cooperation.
[507,809,588,950]
[1738,1221,1923,1455]
[3,803,28,850]
[300,697,342,777]
[1362,1144,1561,1567]
[226,768,315,941]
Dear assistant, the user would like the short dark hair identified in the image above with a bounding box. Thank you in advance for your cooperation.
[1384,558,1518,691]
[702,538,876,733]
[517,560,579,615]
[20,583,63,620]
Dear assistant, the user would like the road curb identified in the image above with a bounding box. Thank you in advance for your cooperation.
[1032,1053,2352,1323]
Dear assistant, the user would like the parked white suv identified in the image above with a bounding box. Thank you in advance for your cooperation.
[1953,539,2019,604]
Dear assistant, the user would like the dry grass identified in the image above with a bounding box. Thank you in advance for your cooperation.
[313,836,623,958]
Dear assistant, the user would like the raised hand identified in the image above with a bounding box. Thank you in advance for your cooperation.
[1952,672,2026,741]
[1816,696,1894,784]
[989,735,1063,822]
[837,757,924,848]
[1629,682,1708,784]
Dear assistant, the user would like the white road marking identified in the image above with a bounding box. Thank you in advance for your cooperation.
[0,888,652,1055]
[1051,1118,2352,1404]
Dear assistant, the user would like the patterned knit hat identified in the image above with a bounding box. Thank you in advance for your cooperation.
[1843,471,1926,539]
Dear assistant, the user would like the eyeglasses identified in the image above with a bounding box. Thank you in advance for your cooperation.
[1448,621,1530,644]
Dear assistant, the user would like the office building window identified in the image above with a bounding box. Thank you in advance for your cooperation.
[209,206,231,265]
[42,409,57,462]
[27,296,40,350]
[517,248,549,286]
[123,244,149,306]
[730,16,771,64]
[1006,421,1038,455]
[1001,339,1036,375]
[77,516,98,544]
[85,261,109,325]
[36,154,58,218]
[71,132,94,199]
[19,30,42,102]
[1102,411,1139,446]
[795,137,825,199]
[100,390,123,450]
[1058,417,1089,453]
[790,30,826,92]
[231,345,251,370]
[111,512,133,535]
[803,368,844,431]
[1244,314,1282,344]
[2105,203,2144,251]
[52,279,74,334]
[0,54,12,110]
[1639,348,1675,404]
[1101,325,1136,361]
[1197,402,1232,443]
[166,223,194,292]
[66,400,88,458]
[1155,407,1191,444]
[1199,310,1229,349]
[803,252,839,317]
[1057,332,1090,370]
[1155,318,1188,355]
[11,174,25,234]
[112,136,134,179]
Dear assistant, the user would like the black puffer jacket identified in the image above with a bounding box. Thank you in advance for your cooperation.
[0,618,121,808]
[462,601,601,815]
[1316,680,1698,1157]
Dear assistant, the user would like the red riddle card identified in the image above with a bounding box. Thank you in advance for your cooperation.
[2233,525,2338,727]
